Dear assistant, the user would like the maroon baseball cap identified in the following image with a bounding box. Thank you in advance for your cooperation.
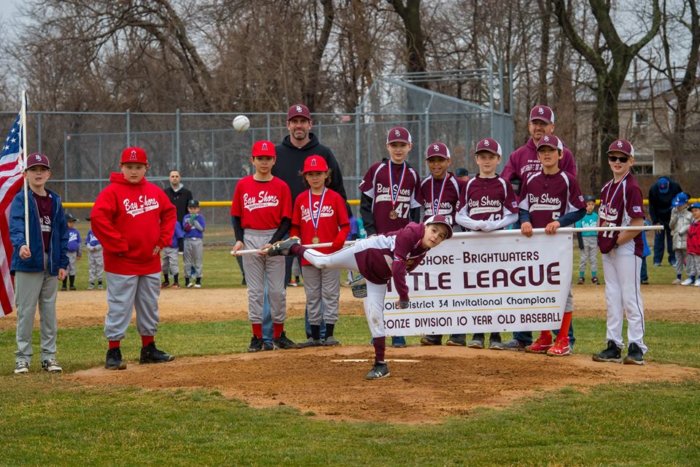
[474,138,502,156]
[607,139,635,158]
[386,126,412,144]
[529,105,555,124]
[536,135,563,151]
[251,140,276,157]
[302,155,329,173]
[425,142,450,160]
[425,215,454,239]
[287,104,311,121]
[120,147,148,165]
[25,152,51,170]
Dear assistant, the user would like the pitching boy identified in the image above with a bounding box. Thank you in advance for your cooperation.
[91,146,177,370]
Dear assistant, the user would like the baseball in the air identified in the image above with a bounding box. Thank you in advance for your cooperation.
[232,115,250,132]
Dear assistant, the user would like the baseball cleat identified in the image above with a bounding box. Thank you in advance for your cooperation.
[266,237,300,256]
[139,343,174,364]
[592,340,622,363]
[105,348,127,370]
[247,336,264,352]
[273,332,298,349]
[525,332,553,354]
[503,339,528,351]
[420,335,442,346]
[365,362,390,380]
[446,335,467,346]
[323,336,341,346]
[297,337,323,348]
[547,338,571,357]
[623,343,645,365]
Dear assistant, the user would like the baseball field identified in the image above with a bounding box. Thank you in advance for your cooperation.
[1,236,699,465]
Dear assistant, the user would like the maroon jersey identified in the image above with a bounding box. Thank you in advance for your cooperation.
[519,170,585,228]
[417,173,465,225]
[354,223,429,301]
[458,175,518,228]
[33,192,53,252]
[359,160,420,233]
[501,138,577,185]
[230,176,292,229]
[597,172,645,256]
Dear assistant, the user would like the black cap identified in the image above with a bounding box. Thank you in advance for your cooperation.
[188,199,200,207]
[66,213,78,222]
[455,167,468,177]
[584,195,596,202]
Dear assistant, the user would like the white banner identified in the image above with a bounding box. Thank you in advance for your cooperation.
[383,231,573,336]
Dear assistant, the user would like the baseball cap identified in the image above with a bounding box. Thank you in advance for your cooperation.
[188,199,200,208]
[287,104,311,121]
[386,126,412,144]
[25,153,51,170]
[672,192,689,208]
[120,146,148,165]
[425,142,450,160]
[688,202,700,211]
[474,137,502,156]
[536,135,563,151]
[302,155,329,174]
[66,213,78,222]
[455,167,468,177]
[607,139,635,158]
[424,215,454,239]
[251,140,276,157]
[584,195,596,203]
[529,105,555,124]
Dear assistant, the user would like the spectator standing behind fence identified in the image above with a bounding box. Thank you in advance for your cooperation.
[575,195,600,285]
[291,155,350,347]
[161,220,184,289]
[10,153,68,374]
[648,176,683,267]
[359,126,421,348]
[183,199,205,288]
[164,169,193,253]
[274,103,351,340]
[61,213,81,291]
[500,104,577,351]
[84,215,104,290]
[669,192,692,285]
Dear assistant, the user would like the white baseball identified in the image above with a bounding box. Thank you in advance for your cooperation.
[232,115,250,132]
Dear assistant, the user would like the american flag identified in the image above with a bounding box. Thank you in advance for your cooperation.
[0,114,24,316]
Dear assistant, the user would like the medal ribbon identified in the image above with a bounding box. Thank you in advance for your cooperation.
[602,171,629,224]
[308,187,327,235]
[431,175,448,215]
[388,162,407,210]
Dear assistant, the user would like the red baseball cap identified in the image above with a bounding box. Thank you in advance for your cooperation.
[251,140,276,157]
[387,126,412,144]
[425,142,450,160]
[302,155,329,174]
[536,135,563,151]
[120,146,148,165]
[287,104,311,121]
[425,215,454,239]
[607,139,635,158]
[25,152,51,170]
[474,138,502,156]
[529,105,555,124]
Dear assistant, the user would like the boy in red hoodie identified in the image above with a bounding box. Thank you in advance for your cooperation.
[91,147,177,370]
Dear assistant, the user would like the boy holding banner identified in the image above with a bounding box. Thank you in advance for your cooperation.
[518,135,586,356]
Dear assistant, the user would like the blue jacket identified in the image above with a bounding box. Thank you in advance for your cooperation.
[10,189,69,275]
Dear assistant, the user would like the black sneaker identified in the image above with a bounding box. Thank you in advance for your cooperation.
[247,336,263,352]
[273,332,298,349]
[105,348,127,370]
[41,359,62,373]
[263,341,274,351]
[592,340,622,363]
[365,362,390,380]
[446,334,467,346]
[420,335,442,346]
[139,343,175,364]
[623,342,645,365]
[266,237,300,256]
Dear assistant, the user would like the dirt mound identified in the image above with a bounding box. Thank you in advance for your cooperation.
[69,345,699,424]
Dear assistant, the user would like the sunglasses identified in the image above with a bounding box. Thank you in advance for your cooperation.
[608,155,629,163]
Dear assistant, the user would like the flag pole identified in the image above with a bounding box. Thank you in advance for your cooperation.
[20,91,29,248]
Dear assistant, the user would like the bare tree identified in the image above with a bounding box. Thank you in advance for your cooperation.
[553,0,661,186]
[387,0,428,85]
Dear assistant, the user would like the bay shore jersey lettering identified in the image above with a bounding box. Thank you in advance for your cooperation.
[462,176,518,222]
[243,190,281,212]
[519,171,585,227]
[360,160,420,233]
[123,195,160,217]
[417,174,464,224]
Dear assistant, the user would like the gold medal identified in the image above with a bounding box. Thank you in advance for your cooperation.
[389,210,398,220]
[312,236,320,244]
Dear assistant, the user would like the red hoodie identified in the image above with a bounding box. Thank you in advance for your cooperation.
[91,172,176,275]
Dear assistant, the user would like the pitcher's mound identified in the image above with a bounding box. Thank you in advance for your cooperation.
[68,346,699,424]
